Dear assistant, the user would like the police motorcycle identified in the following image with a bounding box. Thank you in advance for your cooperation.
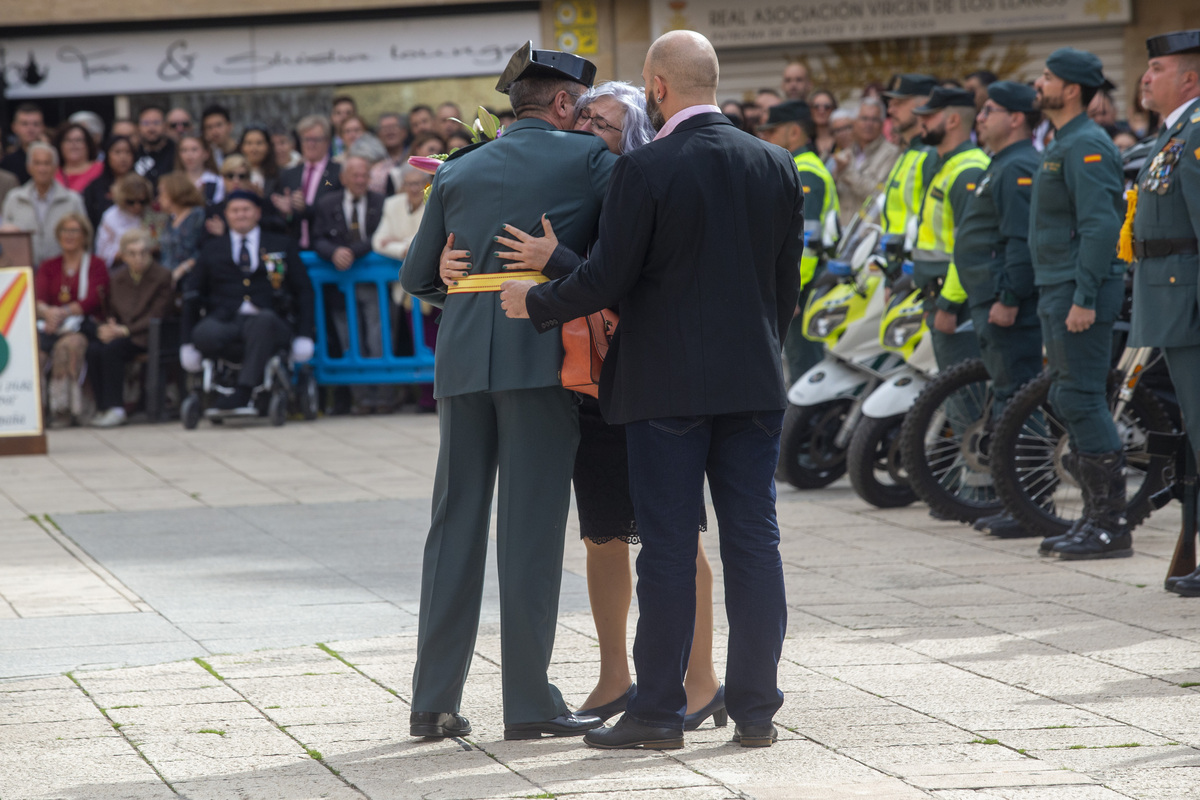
[844,262,934,508]
[776,193,908,489]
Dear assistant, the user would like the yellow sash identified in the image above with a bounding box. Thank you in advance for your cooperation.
[445,270,549,294]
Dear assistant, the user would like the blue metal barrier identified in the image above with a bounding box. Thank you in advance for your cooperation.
[302,252,436,385]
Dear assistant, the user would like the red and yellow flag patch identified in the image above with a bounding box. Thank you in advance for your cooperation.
[1017,177,1033,186]
[1083,154,1102,163]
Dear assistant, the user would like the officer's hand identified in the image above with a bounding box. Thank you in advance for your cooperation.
[179,344,203,373]
[988,302,1018,328]
[291,336,315,364]
[1065,304,1095,333]
[496,215,557,272]
[499,280,535,319]
[439,232,472,285]
[933,309,958,334]
[332,247,355,271]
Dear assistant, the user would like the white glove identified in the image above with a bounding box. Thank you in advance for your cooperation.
[179,344,203,373]
[291,336,315,364]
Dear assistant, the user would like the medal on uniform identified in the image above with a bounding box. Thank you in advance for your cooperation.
[1142,138,1185,195]
[263,250,285,289]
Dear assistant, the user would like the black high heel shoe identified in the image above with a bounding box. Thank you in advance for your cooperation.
[578,683,635,723]
[684,685,727,731]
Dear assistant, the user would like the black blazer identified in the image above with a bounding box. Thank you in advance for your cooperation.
[312,190,385,262]
[276,160,342,240]
[526,113,805,425]
[181,229,315,344]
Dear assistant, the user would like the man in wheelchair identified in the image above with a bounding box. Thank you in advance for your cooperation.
[179,190,315,411]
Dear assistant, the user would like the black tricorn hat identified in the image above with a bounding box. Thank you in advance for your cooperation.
[1147,30,1200,59]
[496,41,598,95]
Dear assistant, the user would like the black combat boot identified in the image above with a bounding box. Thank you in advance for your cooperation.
[1054,451,1133,560]
[1040,449,1086,554]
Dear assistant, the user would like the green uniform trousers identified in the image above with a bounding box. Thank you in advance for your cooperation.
[411,386,579,725]
[924,298,982,370]
[969,297,1043,419]
[1164,345,1200,453]
[784,276,825,383]
[1038,278,1123,454]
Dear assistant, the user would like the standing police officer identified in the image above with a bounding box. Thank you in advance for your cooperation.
[1031,49,1130,560]
[911,87,990,369]
[880,74,939,240]
[953,82,1045,537]
[1126,30,1200,593]
[758,100,839,382]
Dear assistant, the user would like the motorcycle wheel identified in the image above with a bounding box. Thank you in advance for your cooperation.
[989,370,1174,539]
[900,359,1003,523]
[776,399,853,489]
[846,412,917,508]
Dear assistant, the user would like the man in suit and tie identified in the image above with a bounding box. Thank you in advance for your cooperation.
[501,30,805,750]
[313,155,387,409]
[271,116,342,248]
[180,190,315,409]
[399,42,617,741]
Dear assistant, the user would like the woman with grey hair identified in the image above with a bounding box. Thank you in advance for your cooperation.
[437,80,724,731]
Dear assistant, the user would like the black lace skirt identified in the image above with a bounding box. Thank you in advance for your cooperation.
[573,396,706,545]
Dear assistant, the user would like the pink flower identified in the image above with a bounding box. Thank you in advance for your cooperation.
[408,156,445,175]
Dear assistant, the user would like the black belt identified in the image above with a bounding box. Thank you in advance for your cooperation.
[1134,238,1199,259]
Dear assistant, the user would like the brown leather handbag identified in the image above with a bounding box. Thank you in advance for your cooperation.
[560,309,618,398]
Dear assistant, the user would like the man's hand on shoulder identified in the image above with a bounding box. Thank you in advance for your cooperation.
[500,280,536,319]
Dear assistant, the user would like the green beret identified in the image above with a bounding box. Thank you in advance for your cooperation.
[913,87,977,115]
[1045,47,1106,89]
[987,81,1037,113]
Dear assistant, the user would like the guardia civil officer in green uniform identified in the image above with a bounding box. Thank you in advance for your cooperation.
[1126,30,1200,593]
[910,87,990,369]
[951,81,1045,538]
[1030,48,1130,560]
[880,74,940,241]
[758,100,839,382]
[399,43,618,739]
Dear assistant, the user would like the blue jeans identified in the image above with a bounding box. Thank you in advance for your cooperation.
[624,410,787,729]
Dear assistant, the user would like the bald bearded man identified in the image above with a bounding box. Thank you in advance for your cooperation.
[501,31,805,750]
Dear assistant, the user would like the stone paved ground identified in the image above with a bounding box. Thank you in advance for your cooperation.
[1,416,1199,799]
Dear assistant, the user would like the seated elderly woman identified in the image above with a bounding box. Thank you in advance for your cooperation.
[86,228,174,428]
[34,213,110,427]
[95,173,154,269]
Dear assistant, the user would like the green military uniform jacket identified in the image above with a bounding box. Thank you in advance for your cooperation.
[400,119,617,398]
[1128,96,1200,348]
[1029,112,1124,307]
[953,139,1040,311]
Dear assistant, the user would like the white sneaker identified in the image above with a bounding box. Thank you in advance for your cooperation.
[91,407,127,428]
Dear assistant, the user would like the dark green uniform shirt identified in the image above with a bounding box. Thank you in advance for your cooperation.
[1129,97,1200,349]
[954,139,1040,310]
[1029,112,1124,308]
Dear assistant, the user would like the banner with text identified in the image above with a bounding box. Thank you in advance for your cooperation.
[650,0,1131,48]
[1,11,540,98]
[0,268,44,438]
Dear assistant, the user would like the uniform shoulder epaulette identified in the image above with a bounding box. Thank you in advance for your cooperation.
[443,140,489,163]
[1190,108,1200,124]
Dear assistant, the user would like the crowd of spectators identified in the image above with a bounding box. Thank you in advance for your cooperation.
[0,62,1153,426]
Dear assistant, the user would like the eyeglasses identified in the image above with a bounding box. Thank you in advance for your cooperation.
[224,172,249,180]
[578,108,623,135]
[978,104,1011,119]
[168,121,192,130]
[301,136,328,145]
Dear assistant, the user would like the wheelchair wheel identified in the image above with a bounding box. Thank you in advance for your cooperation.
[900,359,1003,523]
[181,395,201,430]
[989,370,1173,538]
[268,390,287,427]
[846,412,917,508]
[297,371,319,421]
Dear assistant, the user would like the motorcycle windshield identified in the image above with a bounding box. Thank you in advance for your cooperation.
[833,191,885,262]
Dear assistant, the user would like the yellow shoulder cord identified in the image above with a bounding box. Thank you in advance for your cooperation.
[1117,187,1137,264]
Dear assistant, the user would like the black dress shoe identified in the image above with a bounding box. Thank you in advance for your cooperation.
[410,711,471,738]
[732,721,778,747]
[584,713,684,750]
[684,685,727,731]
[504,711,602,740]
[988,516,1038,538]
[1170,569,1200,597]
[973,512,1007,532]
[578,684,635,723]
